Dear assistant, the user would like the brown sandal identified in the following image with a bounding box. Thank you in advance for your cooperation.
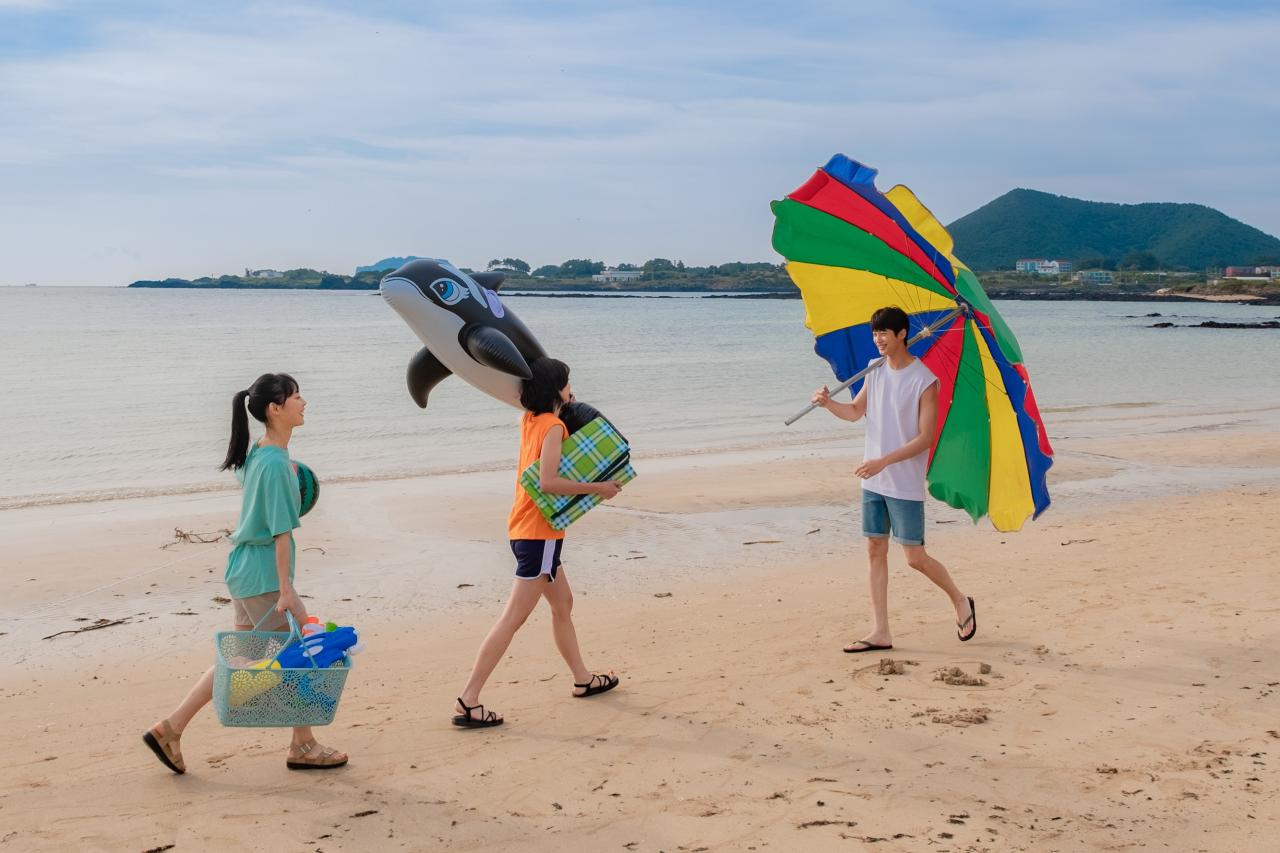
[286,740,348,770]
[142,719,185,775]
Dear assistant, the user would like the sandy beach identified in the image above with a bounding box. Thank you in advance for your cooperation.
[2,409,1278,852]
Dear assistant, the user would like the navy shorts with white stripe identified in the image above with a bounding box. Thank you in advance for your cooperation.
[511,538,563,582]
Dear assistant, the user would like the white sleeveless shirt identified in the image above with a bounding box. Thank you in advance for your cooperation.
[861,356,939,501]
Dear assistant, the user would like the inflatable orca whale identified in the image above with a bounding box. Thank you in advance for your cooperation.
[380,258,547,410]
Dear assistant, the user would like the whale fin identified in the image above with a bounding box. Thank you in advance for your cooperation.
[407,346,453,409]
[462,325,533,379]
[470,272,506,291]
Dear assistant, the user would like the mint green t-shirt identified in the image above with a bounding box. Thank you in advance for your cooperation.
[225,443,300,599]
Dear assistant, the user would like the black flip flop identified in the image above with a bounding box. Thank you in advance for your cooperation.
[573,673,619,698]
[843,641,894,654]
[452,697,503,728]
[957,597,977,642]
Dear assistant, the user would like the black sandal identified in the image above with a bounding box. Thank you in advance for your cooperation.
[843,640,894,654]
[452,697,503,728]
[957,597,977,642]
[573,673,619,698]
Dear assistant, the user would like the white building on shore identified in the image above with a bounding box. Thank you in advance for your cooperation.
[591,268,644,283]
[1015,258,1073,275]
[1073,270,1114,285]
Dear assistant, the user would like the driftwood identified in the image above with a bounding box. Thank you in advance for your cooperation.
[160,527,231,550]
[42,617,131,640]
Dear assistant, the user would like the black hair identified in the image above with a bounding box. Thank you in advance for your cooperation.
[519,357,570,415]
[221,373,300,471]
[870,306,910,339]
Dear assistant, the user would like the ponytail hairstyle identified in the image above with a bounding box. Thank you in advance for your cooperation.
[519,357,570,415]
[220,372,300,470]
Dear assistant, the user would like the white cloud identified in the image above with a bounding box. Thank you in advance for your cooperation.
[1,2,1278,283]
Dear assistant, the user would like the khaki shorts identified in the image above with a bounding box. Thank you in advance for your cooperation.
[231,591,289,631]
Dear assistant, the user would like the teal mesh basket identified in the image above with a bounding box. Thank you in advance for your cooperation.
[213,611,352,727]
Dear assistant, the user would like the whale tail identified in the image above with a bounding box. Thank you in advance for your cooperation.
[407,346,453,409]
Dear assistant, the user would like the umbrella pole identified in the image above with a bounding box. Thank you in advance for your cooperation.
[784,307,963,426]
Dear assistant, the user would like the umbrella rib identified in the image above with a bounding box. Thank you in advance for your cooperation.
[930,322,1010,403]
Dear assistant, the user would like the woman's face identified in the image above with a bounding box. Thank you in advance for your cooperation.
[269,388,306,428]
[558,382,573,407]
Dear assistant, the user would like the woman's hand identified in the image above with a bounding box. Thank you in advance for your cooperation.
[811,385,831,408]
[275,586,307,622]
[596,481,622,500]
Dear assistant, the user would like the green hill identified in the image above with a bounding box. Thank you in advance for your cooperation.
[947,189,1280,271]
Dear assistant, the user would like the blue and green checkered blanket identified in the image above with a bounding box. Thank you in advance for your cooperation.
[520,416,636,531]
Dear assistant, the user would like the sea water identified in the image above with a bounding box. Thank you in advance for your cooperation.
[1,286,1278,509]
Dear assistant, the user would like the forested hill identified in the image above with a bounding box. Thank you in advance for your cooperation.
[948,189,1280,271]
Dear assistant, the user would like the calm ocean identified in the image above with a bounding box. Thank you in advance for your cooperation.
[2,287,1278,509]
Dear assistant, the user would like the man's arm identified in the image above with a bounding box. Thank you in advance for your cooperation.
[854,382,938,479]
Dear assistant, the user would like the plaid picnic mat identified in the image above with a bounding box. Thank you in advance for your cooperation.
[520,416,637,531]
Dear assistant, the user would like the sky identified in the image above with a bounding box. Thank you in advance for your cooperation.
[1,0,1278,285]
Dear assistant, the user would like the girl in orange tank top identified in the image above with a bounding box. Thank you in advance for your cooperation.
[452,357,624,728]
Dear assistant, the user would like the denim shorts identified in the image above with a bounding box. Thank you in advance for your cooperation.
[861,488,925,546]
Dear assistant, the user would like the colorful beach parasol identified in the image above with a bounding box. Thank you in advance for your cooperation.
[772,154,1053,532]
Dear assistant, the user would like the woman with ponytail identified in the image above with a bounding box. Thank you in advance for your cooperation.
[143,373,348,773]
[452,357,623,728]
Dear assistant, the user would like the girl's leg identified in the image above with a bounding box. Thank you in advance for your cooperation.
[145,663,216,772]
[901,545,970,623]
[540,568,595,689]
[145,612,248,773]
[163,665,216,733]
[457,579,545,715]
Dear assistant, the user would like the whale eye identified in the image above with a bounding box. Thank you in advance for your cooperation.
[429,278,468,305]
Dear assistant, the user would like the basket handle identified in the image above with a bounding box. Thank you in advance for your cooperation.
[247,607,321,670]
[282,611,322,670]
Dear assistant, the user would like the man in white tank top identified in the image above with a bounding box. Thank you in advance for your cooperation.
[812,307,976,653]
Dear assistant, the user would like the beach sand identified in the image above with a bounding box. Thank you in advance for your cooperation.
[2,421,1278,851]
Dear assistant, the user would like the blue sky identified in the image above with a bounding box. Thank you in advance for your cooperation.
[1,0,1277,284]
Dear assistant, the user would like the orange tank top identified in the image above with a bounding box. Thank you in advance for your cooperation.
[507,411,567,540]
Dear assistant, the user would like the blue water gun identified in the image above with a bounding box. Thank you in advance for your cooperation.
[277,623,363,669]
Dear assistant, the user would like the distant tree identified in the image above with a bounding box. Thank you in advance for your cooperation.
[1076,256,1116,271]
[559,259,605,277]
[532,264,562,277]
[1253,254,1280,265]
[488,257,531,274]
[616,263,638,271]
[1120,251,1160,271]
[675,260,685,271]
